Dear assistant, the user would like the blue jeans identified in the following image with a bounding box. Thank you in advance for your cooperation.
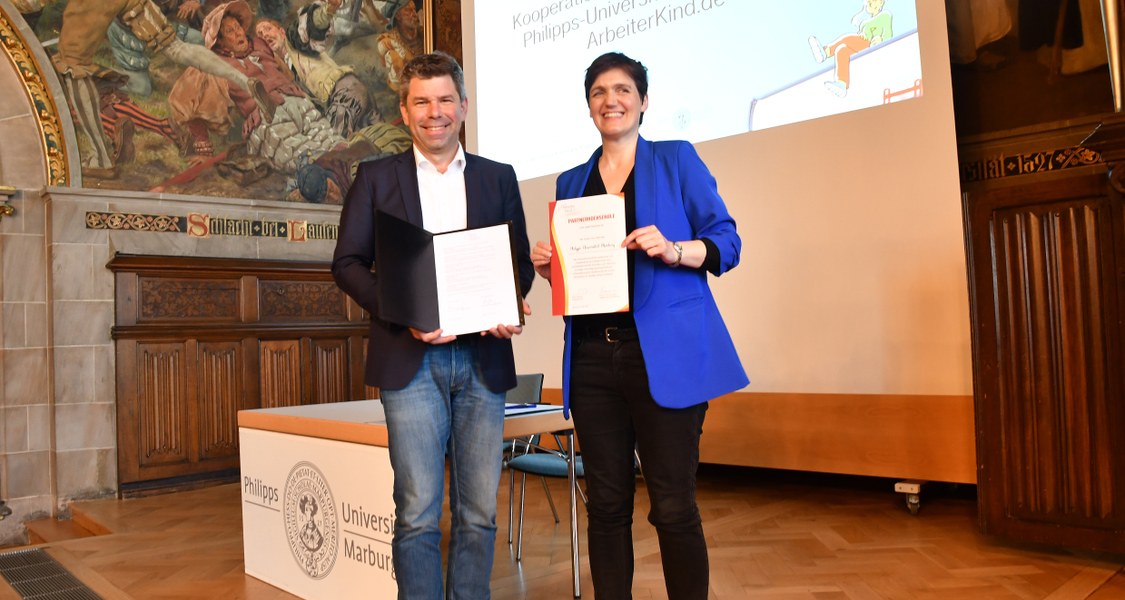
[381,340,506,600]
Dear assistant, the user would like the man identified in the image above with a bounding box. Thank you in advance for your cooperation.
[332,52,533,600]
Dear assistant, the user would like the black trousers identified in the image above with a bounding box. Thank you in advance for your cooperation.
[569,335,709,600]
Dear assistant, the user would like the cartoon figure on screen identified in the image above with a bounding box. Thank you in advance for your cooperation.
[808,0,893,97]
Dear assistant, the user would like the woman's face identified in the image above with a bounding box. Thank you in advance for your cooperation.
[217,15,249,55]
[587,67,648,141]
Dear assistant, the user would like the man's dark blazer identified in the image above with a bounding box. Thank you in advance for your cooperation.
[332,148,534,393]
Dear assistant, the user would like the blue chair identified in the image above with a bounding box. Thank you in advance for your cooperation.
[502,373,545,465]
[504,376,586,561]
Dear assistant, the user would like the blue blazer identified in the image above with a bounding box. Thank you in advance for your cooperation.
[333,149,534,393]
[557,137,748,413]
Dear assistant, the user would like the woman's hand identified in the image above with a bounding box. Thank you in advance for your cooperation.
[623,225,679,266]
[531,241,553,281]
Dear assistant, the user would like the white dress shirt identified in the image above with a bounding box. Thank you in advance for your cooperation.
[414,145,468,234]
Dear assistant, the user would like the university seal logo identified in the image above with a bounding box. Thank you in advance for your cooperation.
[283,461,339,579]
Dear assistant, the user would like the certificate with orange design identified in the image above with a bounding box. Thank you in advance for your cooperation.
[549,194,629,316]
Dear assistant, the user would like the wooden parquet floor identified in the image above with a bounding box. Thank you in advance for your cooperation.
[1,466,1122,599]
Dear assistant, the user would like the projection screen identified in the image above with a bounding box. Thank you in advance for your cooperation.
[461,0,971,399]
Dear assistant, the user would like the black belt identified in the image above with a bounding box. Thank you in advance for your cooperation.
[574,326,638,343]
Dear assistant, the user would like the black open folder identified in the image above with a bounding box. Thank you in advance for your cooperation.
[374,211,523,336]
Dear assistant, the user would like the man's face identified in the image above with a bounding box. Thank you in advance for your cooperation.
[255,21,285,55]
[400,74,467,164]
[217,15,249,54]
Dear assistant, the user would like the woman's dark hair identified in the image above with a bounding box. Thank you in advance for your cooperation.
[584,52,648,104]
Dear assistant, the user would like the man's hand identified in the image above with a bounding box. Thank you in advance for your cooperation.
[177,0,202,21]
[410,327,456,345]
[482,300,531,339]
[242,108,262,139]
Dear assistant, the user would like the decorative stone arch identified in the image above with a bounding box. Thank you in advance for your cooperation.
[0,0,78,188]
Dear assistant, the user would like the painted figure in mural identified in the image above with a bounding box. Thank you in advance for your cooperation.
[257,0,290,21]
[26,0,435,198]
[98,78,189,164]
[329,0,386,54]
[808,0,893,97]
[286,99,413,203]
[168,1,344,173]
[257,6,372,138]
[376,0,423,92]
[106,0,220,96]
[51,0,276,177]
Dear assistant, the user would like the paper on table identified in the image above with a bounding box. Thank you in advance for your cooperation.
[549,194,630,316]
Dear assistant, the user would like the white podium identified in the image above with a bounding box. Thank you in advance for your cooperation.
[238,400,578,599]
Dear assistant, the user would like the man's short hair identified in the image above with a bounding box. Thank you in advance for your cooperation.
[399,51,466,104]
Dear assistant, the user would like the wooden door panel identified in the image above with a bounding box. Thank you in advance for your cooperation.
[965,173,1125,553]
[196,341,242,461]
[310,338,349,404]
[260,340,303,408]
[135,342,190,469]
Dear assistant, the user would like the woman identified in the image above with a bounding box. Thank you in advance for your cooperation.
[531,52,748,599]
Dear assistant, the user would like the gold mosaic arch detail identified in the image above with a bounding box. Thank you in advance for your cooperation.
[0,7,69,186]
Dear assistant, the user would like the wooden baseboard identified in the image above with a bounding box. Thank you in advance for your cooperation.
[542,389,976,484]
[700,392,976,483]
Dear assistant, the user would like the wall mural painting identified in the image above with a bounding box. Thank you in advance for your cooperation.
[15,0,426,203]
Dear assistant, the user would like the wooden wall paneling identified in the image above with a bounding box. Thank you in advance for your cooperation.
[349,336,378,400]
[241,337,261,412]
[195,341,242,462]
[310,338,349,404]
[114,272,138,325]
[137,276,241,323]
[964,169,1125,553]
[133,341,191,483]
[240,275,259,322]
[109,255,374,489]
[259,340,303,408]
[115,340,141,484]
[258,280,349,323]
[698,392,976,484]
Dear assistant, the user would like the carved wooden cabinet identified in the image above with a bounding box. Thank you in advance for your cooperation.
[963,165,1125,553]
[110,255,375,491]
